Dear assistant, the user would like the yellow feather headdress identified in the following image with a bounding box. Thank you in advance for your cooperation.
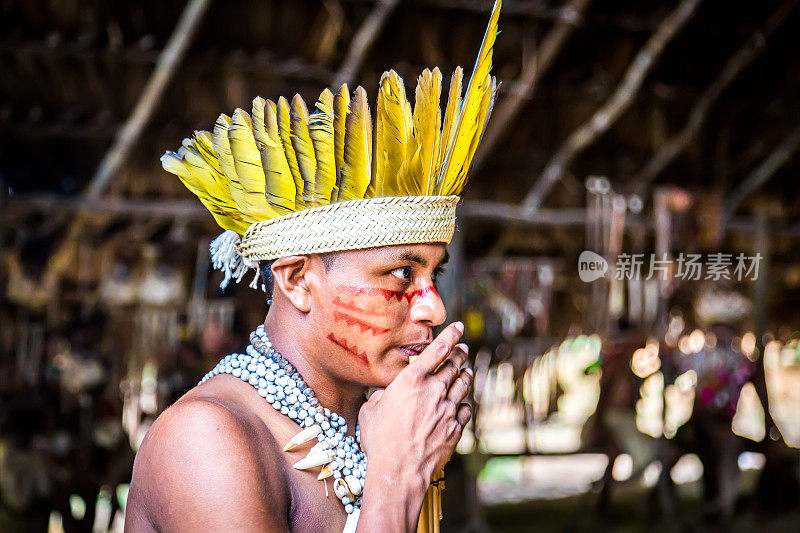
[162,0,501,288]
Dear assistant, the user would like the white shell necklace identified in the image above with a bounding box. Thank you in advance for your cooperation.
[199,324,365,531]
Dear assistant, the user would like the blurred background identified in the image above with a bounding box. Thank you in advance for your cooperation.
[2,0,800,531]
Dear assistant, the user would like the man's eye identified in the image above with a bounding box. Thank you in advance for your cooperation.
[391,267,412,280]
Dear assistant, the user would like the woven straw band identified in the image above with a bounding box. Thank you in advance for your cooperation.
[238,195,459,261]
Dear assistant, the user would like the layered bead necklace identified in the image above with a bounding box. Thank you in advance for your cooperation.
[199,325,366,530]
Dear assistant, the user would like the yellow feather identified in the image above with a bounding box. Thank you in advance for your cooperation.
[371,71,411,197]
[161,150,251,234]
[179,140,227,201]
[289,94,318,207]
[309,88,337,205]
[396,100,419,196]
[263,99,278,138]
[411,68,442,195]
[339,86,372,201]
[277,96,306,208]
[165,0,500,236]
[180,134,249,228]
[447,75,496,195]
[193,130,222,175]
[214,113,264,219]
[227,108,278,220]
[212,114,241,203]
[333,84,350,190]
[253,96,296,214]
[437,0,500,195]
[267,99,303,209]
[251,97,270,151]
[434,67,462,187]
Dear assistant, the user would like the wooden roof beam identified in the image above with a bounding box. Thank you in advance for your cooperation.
[333,0,401,88]
[724,123,800,220]
[415,0,580,24]
[522,0,703,212]
[411,0,660,30]
[633,0,798,197]
[471,0,593,175]
[32,0,214,292]
[86,0,213,199]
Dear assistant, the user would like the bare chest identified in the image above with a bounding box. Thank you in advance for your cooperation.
[284,465,349,533]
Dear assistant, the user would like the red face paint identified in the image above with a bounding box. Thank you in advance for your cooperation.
[340,285,406,302]
[406,285,439,301]
[326,332,370,367]
[333,310,390,335]
[332,296,388,317]
[340,285,439,304]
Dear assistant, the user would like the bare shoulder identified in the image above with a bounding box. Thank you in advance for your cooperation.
[125,392,290,532]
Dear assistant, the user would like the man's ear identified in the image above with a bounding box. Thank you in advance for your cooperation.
[271,255,315,312]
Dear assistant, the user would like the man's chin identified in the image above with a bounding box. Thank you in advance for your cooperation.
[366,358,408,388]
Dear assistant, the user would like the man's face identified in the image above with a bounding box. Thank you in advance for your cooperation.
[308,243,448,387]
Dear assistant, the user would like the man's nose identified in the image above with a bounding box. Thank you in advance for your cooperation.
[409,286,447,326]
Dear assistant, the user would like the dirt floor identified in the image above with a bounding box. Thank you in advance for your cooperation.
[483,483,800,533]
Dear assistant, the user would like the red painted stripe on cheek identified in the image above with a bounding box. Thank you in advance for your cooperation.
[333,310,390,335]
[326,332,370,367]
[340,285,440,304]
[332,296,388,317]
[340,285,406,302]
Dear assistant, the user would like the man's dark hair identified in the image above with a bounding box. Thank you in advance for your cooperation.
[258,253,338,304]
[258,260,275,301]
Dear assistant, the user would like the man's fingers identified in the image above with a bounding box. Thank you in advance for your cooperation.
[414,322,463,375]
[432,344,468,386]
[433,359,459,390]
[447,368,473,404]
[434,343,467,373]
[456,403,472,427]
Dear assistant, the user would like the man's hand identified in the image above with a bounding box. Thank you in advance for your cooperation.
[358,321,473,490]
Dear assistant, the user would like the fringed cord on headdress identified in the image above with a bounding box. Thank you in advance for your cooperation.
[209,230,260,290]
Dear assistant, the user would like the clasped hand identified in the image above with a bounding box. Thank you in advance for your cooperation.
[358,322,473,483]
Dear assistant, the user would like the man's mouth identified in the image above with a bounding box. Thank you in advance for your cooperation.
[398,342,430,358]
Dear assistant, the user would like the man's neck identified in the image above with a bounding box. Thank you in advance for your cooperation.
[263,309,366,434]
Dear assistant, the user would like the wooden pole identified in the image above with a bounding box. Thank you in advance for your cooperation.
[333,0,400,88]
[34,0,213,287]
[85,0,214,199]
[417,0,583,23]
[633,0,798,196]
[724,123,800,221]
[10,196,800,238]
[4,196,208,218]
[471,0,593,174]
[522,0,703,211]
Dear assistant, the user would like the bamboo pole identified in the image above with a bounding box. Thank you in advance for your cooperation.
[522,0,703,211]
[633,0,798,197]
[409,354,443,532]
[416,483,430,532]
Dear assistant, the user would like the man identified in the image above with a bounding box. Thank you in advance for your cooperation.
[125,2,501,531]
